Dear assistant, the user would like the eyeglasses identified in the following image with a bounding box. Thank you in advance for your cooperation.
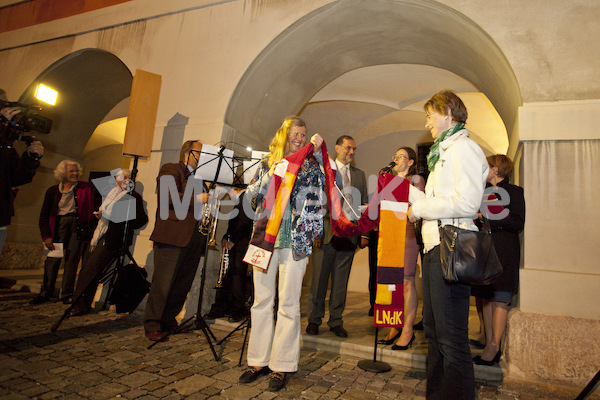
[393,155,408,160]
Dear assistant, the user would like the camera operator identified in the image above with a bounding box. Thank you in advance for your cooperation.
[0,89,44,253]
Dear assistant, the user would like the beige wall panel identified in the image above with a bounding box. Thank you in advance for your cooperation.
[123,69,162,158]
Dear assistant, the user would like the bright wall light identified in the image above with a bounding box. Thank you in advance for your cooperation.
[35,84,58,106]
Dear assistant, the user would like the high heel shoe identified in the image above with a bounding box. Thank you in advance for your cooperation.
[376,330,401,345]
[473,350,501,366]
[391,334,415,350]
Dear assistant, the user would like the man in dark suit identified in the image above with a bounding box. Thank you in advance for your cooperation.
[144,140,209,341]
[306,135,368,338]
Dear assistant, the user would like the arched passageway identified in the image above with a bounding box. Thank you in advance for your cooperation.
[19,48,132,160]
[225,0,521,153]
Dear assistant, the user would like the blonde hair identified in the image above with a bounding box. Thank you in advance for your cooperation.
[266,116,306,168]
[54,160,82,181]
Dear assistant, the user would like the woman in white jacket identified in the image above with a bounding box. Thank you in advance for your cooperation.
[408,90,488,400]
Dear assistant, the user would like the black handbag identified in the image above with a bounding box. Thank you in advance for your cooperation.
[109,263,151,313]
[439,217,503,285]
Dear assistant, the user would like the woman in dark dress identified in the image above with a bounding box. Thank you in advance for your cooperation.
[473,154,525,365]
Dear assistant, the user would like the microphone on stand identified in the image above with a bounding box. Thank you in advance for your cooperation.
[380,161,396,175]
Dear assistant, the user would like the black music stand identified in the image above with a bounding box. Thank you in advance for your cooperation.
[51,157,143,332]
[148,145,262,360]
[357,327,392,373]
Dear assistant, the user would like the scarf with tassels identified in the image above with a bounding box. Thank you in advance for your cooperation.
[322,160,410,328]
[426,123,465,171]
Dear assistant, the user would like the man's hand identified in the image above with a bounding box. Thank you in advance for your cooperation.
[221,238,234,250]
[407,205,418,223]
[43,238,55,251]
[27,140,44,159]
[313,239,322,249]
[359,237,369,249]
[0,106,20,121]
[196,193,209,204]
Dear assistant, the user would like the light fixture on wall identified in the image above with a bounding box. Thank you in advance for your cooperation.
[34,83,58,106]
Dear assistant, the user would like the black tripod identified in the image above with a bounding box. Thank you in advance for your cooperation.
[51,249,136,332]
[147,234,220,359]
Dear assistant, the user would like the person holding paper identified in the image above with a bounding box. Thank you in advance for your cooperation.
[239,116,324,392]
[144,140,209,341]
[32,160,95,305]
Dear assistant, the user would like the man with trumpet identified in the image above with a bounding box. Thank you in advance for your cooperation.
[204,188,253,323]
[144,140,209,341]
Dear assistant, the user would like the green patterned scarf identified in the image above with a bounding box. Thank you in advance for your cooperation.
[426,123,465,171]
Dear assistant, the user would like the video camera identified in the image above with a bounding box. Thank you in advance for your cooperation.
[0,99,52,145]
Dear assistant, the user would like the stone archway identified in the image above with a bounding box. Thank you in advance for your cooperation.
[225,0,521,145]
[19,48,132,160]
[5,49,132,258]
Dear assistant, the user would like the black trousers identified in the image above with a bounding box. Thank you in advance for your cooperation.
[144,226,205,332]
[40,215,87,298]
[73,237,118,309]
[422,245,474,400]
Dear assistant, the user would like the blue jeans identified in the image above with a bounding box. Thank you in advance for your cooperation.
[422,245,474,400]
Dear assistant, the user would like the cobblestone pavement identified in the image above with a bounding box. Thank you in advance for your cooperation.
[0,288,589,399]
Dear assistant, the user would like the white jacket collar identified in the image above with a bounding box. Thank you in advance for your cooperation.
[440,129,469,151]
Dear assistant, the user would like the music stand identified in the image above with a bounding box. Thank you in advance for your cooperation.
[148,145,262,360]
[357,327,392,373]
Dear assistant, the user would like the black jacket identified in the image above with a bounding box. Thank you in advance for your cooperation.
[487,179,526,293]
[0,145,39,227]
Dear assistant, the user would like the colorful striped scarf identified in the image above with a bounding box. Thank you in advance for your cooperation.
[243,143,316,270]
[322,159,410,328]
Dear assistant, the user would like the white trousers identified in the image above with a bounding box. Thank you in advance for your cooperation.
[247,248,308,373]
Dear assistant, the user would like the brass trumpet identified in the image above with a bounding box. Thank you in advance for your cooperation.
[199,194,220,247]
[215,246,230,288]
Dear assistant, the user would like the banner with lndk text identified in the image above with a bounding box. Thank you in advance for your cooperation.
[323,162,409,328]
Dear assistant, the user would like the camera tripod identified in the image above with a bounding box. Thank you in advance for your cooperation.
[216,291,252,366]
[51,248,137,332]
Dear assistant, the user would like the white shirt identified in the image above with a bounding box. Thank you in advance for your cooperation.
[335,159,351,187]
[411,130,488,252]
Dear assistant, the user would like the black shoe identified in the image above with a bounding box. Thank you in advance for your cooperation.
[413,320,424,331]
[30,295,50,305]
[473,351,501,366]
[377,330,401,345]
[391,334,415,350]
[267,372,286,392]
[329,326,348,338]
[368,307,374,317]
[239,367,270,383]
[61,296,73,304]
[306,323,319,335]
